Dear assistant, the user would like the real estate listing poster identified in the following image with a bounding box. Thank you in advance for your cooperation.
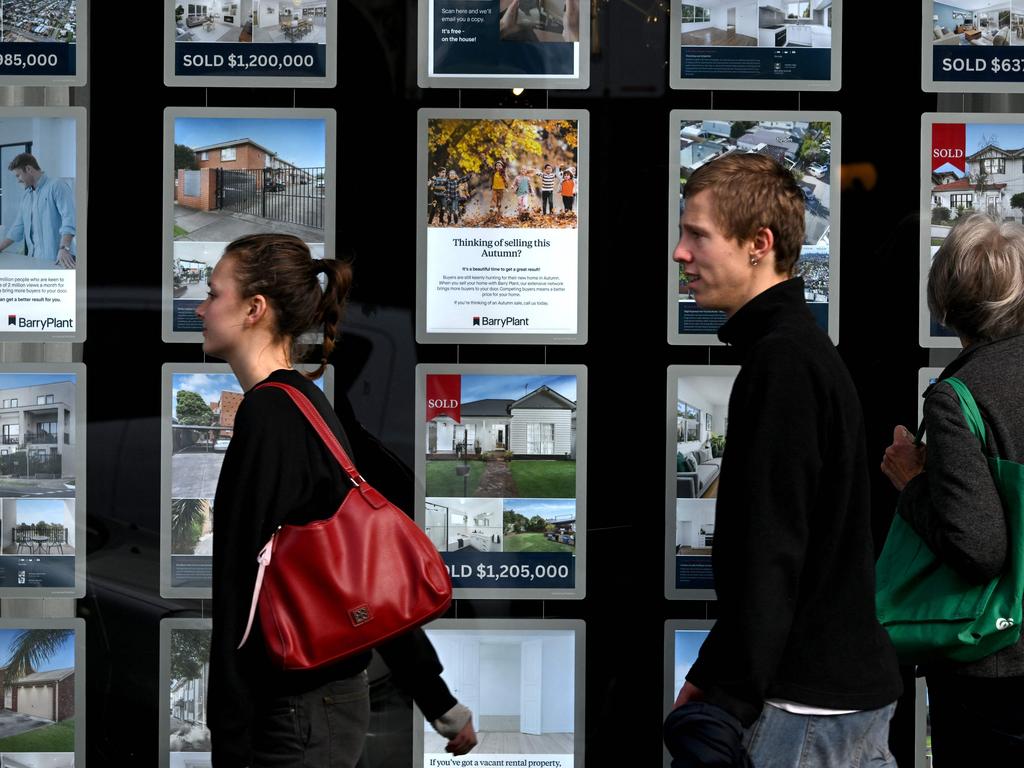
[160,618,212,768]
[416,109,589,344]
[0,618,84,767]
[415,620,585,768]
[417,0,590,89]
[416,365,586,599]
[663,620,713,714]
[918,368,943,425]
[162,108,335,343]
[916,678,931,768]
[160,364,333,598]
[0,0,86,85]
[667,110,840,345]
[164,0,336,88]
[0,366,84,598]
[669,0,841,91]
[664,366,737,600]
[923,1,1024,92]
[920,113,1024,347]
[0,109,86,342]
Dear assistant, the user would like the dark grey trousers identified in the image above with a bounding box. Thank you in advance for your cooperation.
[251,671,370,768]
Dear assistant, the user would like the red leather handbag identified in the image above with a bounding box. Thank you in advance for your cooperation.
[238,381,452,670]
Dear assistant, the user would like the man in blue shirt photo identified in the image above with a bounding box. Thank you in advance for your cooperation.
[0,153,76,269]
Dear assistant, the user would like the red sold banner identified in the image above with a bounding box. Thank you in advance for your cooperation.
[426,374,461,423]
[932,123,967,174]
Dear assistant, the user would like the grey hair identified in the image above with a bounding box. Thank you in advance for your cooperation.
[928,211,1024,342]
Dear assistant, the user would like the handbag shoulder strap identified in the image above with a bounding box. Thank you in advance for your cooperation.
[255,380,365,487]
[943,376,995,457]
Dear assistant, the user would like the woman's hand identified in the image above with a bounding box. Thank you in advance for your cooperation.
[563,0,580,41]
[881,425,926,491]
[500,0,522,37]
[672,680,703,710]
[445,720,478,756]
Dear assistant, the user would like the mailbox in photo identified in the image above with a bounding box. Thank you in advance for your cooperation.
[418,622,583,768]
[161,365,329,597]
[670,0,840,90]
[0,623,80,761]
[668,111,839,345]
[418,0,590,89]
[666,366,737,598]
[165,109,333,340]
[418,110,588,344]
[168,0,333,85]
[922,115,1024,345]
[417,366,587,598]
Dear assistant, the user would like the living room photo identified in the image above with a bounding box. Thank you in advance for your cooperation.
[932,1,1024,46]
[673,370,737,501]
[679,0,833,48]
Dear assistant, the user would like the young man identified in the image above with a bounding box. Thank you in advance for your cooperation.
[0,153,76,269]
[670,153,902,765]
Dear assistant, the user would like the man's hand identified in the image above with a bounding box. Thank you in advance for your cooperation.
[500,0,523,36]
[881,425,926,492]
[672,680,703,710]
[563,0,580,41]
[56,247,75,269]
[445,720,478,756]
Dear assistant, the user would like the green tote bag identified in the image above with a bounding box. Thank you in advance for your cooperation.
[876,376,1024,664]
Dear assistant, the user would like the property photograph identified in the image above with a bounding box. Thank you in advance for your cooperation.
[0,374,76,497]
[498,0,581,43]
[503,499,575,552]
[680,1,833,48]
[425,374,577,499]
[422,628,575,756]
[675,499,715,557]
[931,2,1023,46]
[0,499,74,557]
[0,117,78,271]
[168,627,210,754]
[170,499,213,557]
[173,117,326,250]
[1,755,74,768]
[1,0,77,43]
[677,118,832,313]
[672,629,709,696]
[170,373,243,502]
[0,628,75,753]
[173,0,328,44]
[425,498,504,553]
[426,118,579,228]
[674,371,735,500]
[930,121,1024,245]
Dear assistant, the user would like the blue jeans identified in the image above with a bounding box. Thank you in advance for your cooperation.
[743,702,897,767]
[250,671,370,768]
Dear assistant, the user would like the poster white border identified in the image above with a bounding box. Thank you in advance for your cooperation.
[922,2,1024,93]
[663,619,715,767]
[159,363,334,599]
[416,0,591,89]
[668,0,842,91]
[161,106,337,343]
[159,617,212,768]
[412,618,586,768]
[0,0,87,86]
[416,108,589,345]
[667,109,841,346]
[414,363,587,600]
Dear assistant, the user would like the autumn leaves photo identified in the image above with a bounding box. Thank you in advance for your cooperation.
[426,117,579,229]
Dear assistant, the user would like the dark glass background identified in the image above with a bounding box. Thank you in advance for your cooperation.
[80,2,937,765]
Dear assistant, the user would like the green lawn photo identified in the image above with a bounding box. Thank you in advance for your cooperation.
[504,533,574,553]
[425,459,575,498]
[0,717,74,751]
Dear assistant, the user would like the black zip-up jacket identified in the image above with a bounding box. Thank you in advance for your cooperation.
[899,333,1024,678]
[686,279,902,726]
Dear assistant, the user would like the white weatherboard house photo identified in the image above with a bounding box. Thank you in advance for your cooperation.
[427,384,577,457]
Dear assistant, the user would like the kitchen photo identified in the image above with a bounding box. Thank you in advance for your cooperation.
[679,0,833,48]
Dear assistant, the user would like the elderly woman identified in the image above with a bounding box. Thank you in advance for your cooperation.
[882,212,1024,764]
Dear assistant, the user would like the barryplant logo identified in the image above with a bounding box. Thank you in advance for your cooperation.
[472,316,481,326]
[7,315,14,326]
[473,316,530,328]
[12,317,73,330]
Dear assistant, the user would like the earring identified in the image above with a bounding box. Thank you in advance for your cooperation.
[750,257,760,267]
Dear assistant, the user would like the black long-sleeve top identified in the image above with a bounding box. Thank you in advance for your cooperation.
[685,278,902,726]
[208,368,456,767]
[898,333,1024,678]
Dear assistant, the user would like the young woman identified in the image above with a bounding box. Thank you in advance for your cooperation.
[197,234,477,768]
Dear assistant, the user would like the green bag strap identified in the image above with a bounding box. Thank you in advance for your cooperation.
[944,376,995,457]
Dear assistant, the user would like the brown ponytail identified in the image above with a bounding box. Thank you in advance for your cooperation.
[222,234,353,380]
